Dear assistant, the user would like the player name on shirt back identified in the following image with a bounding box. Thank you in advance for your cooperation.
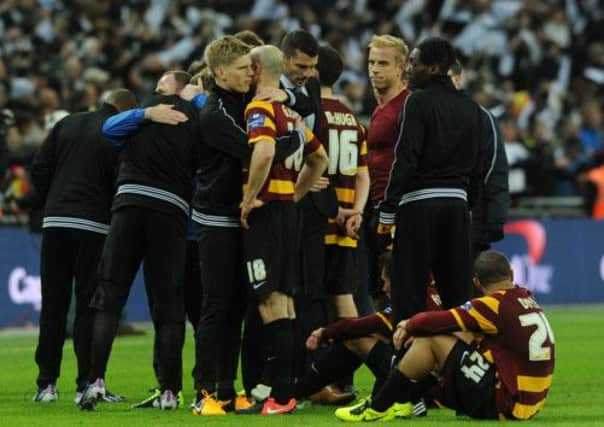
[325,111,358,127]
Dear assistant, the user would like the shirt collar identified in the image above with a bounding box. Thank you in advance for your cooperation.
[422,74,455,90]
[213,84,247,104]
[280,74,296,90]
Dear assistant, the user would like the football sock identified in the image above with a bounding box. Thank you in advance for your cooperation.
[371,369,437,412]
[365,341,393,397]
[371,369,410,412]
[241,306,265,394]
[295,342,362,399]
[265,318,294,404]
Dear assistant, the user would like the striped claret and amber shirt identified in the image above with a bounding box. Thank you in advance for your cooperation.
[243,100,322,203]
[407,286,555,420]
[317,98,368,248]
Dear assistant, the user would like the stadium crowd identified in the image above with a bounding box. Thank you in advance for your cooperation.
[0,0,563,421]
[1,0,604,215]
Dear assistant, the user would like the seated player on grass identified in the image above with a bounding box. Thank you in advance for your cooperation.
[335,250,555,421]
[296,252,441,412]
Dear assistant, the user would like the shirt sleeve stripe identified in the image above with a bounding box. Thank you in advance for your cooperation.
[261,118,277,131]
[517,375,553,393]
[306,144,322,156]
[360,140,368,155]
[478,296,500,315]
[450,309,467,331]
[248,135,276,145]
[335,187,355,204]
[467,308,498,334]
[245,100,275,117]
[304,128,315,144]
[512,400,546,420]
[375,311,393,331]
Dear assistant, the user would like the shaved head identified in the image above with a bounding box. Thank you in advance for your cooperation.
[250,45,284,79]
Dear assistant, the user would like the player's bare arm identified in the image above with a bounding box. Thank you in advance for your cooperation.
[241,137,273,229]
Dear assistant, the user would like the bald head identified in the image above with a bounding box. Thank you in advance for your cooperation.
[251,45,284,80]
[103,89,137,112]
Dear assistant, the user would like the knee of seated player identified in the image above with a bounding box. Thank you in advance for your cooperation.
[332,294,358,318]
[429,335,461,371]
[453,331,475,344]
[398,335,458,374]
[258,291,289,323]
[344,336,377,359]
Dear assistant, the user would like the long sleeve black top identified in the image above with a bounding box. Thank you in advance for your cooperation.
[379,75,482,224]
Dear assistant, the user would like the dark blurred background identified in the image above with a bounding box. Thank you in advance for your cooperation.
[1,0,603,223]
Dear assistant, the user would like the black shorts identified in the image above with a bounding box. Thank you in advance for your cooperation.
[439,340,498,419]
[324,245,358,295]
[242,202,299,298]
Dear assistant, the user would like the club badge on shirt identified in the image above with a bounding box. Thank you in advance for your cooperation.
[460,301,473,311]
[248,113,267,130]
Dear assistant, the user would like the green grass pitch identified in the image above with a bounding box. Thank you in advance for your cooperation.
[1,305,603,426]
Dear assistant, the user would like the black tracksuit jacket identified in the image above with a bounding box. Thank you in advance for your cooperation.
[31,103,121,234]
[379,75,482,223]
[193,85,299,228]
[113,95,201,229]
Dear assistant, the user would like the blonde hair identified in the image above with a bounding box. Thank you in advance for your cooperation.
[250,45,284,79]
[368,35,409,64]
[234,30,265,47]
[204,36,251,76]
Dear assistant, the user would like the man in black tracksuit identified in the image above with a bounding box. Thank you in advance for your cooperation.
[192,36,300,412]
[78,94,201,410]
[449,61,510,255]
[473,105,509,251]
[30,89,137,402]
[378,37,482,325]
